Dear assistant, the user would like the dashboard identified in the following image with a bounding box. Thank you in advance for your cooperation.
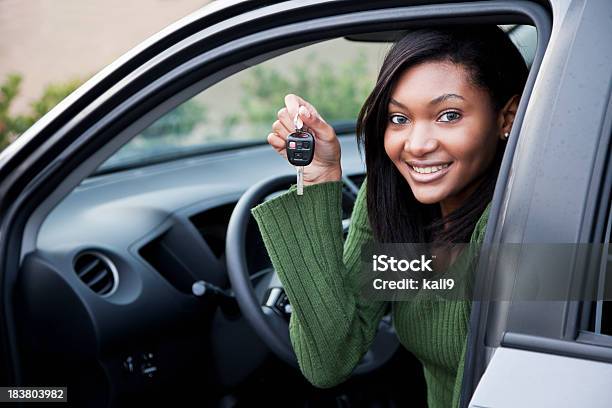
[15,134,366,405]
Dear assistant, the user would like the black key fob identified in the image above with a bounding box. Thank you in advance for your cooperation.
[286,130,315,166]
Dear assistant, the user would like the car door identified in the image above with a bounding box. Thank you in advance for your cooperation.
[0,0,554,405]
[465,0,612,407]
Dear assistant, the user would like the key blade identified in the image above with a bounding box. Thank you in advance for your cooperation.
[293,112,303,131]
[297,166,304,196]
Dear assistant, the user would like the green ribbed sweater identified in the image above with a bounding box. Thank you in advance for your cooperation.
[251,179,491,408]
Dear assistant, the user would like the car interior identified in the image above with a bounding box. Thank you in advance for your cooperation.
[12,23,537,407]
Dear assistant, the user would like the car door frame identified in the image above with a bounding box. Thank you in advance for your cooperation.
[0,1,552,405]
[465,0,612,406]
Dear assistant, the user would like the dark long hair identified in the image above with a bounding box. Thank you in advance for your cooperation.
[356,25,528,244]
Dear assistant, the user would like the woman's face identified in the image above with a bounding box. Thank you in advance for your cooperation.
[383,60,501,216]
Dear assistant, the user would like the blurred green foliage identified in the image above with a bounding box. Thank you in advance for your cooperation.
[110,52,374,165]
[0,73,82,150]
[235,51,373,134]
[0,74,25,150]
[140,99,206,140]
[1,51,375,161]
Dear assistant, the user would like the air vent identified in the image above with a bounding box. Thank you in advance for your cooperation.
[73,252,118,296]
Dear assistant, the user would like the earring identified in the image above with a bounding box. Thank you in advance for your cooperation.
[503,131,509,140]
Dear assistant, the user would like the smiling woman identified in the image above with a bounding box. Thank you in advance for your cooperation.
[252,24,528,408]
[358,26,527,245]
[384,62,517,217]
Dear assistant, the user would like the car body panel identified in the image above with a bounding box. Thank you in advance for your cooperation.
[467,0,612,405]
[470,347,612,408]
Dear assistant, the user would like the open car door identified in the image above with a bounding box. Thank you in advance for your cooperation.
[465,0,612,407]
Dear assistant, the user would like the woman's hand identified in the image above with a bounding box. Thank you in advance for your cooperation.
[268,94,342,185]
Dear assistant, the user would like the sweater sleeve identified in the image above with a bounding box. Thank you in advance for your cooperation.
[251,179,388,388]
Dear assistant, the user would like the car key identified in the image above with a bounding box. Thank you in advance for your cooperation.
[286,111,315,195]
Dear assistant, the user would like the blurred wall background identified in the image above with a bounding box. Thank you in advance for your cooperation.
[0,0,388,153]
[0,0,210,115]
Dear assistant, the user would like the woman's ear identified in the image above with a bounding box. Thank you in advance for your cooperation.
[498,94,520,140]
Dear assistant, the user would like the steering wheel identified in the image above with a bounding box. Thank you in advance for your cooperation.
[226,174,399,375]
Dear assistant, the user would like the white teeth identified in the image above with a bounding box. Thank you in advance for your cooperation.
[409,163,449,174]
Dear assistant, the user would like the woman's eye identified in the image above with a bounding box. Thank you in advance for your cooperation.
[438,111,461,122]
[389,114,409,125]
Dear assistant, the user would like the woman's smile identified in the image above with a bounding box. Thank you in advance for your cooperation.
[405,161,453,183]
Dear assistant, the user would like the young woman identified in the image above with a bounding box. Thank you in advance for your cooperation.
[251,25,528,407]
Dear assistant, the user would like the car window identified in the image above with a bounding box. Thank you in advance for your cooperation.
[96,37,389,173]
[96,25,536,174]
